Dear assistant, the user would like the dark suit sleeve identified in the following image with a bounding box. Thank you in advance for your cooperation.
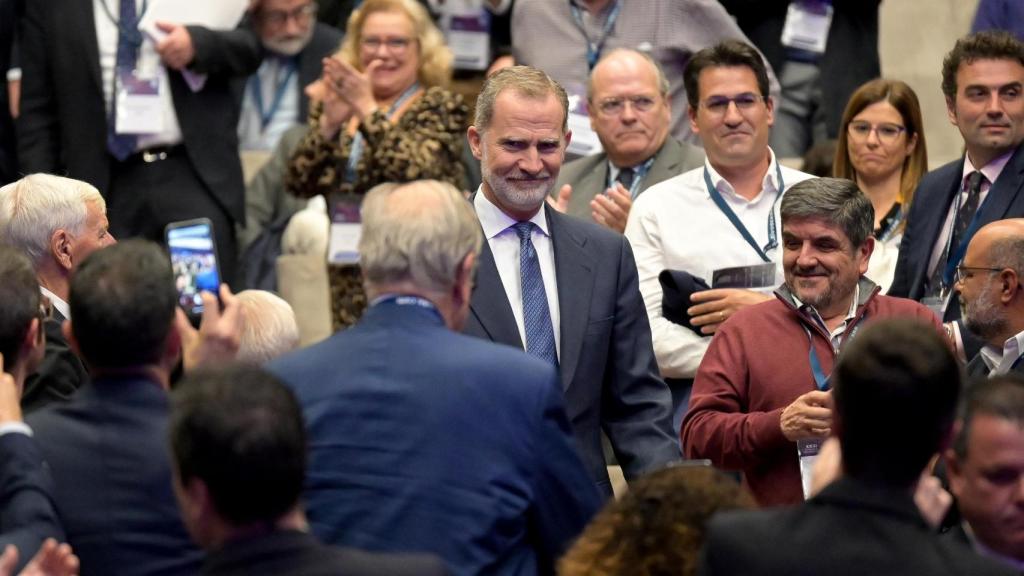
[601,236,681,478]
[0,433,64,572]
[21,318,88,414]
[527,369,601,572]
[185,25,261,78]
[15,0,61,174]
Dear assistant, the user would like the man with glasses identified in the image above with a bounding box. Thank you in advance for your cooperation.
[239,0,341,151]
[890,31,1024,362]
[551,48,704,233]
[954,219,1024,377]
[624,40,813,433]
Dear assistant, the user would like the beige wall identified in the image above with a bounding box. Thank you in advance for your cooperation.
[879,0,979,168]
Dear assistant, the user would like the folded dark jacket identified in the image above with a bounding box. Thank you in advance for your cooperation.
[659,269,710,334]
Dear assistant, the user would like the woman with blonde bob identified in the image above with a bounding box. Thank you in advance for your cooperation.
[834,78,928,291]
[286,0,468,329]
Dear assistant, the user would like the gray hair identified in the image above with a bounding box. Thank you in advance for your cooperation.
[586,48,670,101]
[780,178,874,248]
[359,180,482,295]
[474,65,569,134]
[988,234,1024,275]
[236,290,300,364]
[0,174,106,267]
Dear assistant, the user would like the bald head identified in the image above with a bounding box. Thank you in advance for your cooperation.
[958,219,1024,347]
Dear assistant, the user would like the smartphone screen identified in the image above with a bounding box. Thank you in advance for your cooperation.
[165,219,221,317]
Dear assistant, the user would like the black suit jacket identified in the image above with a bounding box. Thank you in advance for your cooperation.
[202,530,448,576]
[0,0,20,184]
[26,375,203,576]
[21,309,88,414]
[16,0,260,224]
[465,203,680,497]
[0,432,64,573]
[700,477,1016,576]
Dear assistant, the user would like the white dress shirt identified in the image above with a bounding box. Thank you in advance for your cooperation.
[39,285,70,321]
[625,150,814,378]
[979,328,1024,376]
[474,189,561,359]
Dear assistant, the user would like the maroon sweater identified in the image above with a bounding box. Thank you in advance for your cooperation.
[681,280,940,507]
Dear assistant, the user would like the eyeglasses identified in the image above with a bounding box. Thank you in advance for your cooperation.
[699,93,764,116]
[847,121,907,145]
[954,264,1004,283]
[595,95,658,116]
[360,36,415,54]
[261,3,317,27]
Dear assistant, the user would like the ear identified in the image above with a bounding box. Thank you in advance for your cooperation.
[20,318,44,371]
[943,444,966,499]
[163,320,183,372]
[857,236,875,274]
[562,129,572,153]
[905,130,919,156]
[999,268,1020,304]
[454,252,476,306]
[467,126,483,160]
[765,94,775,127]
[51,229,74,271]
[688,103,700,136]
[946,96,958,127]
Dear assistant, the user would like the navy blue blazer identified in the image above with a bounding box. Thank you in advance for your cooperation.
[0,431,64,573]
[890,143,1024,316]
[26,376,203,576]
[464,204,680,496]
[269,300,601,576]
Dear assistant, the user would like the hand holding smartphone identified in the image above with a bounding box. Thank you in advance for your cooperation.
[165,218,221,318]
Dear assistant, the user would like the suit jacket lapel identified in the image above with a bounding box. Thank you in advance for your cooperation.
[915,159,965,273]
[645,139,683,185]
[976,143,1024,224]
[469,236,524,350]
[547,206,595,389]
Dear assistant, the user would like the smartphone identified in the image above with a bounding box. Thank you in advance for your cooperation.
[165,218,221,318]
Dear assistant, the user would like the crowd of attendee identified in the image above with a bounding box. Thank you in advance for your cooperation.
[2,0,1024,575]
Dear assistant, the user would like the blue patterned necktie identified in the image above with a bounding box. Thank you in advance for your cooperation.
[513,221,558,366]
[107,0,141,160]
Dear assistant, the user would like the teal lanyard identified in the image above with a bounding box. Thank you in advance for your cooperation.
[703,162,785,263]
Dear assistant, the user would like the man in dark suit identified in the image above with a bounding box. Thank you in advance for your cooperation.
[890,31,1024,360]
[26,239,243,576]
[0,0,20,186]
[169,364,447,576]
[269,180,600,575]
[945,374,1024,571]
[551,48,704,233]
[700,319,1014,576]
[0,174,116,413]
[464,66,680,498]
[16,1,261,284]
[239,0,342,151]
[955,219,1024,378]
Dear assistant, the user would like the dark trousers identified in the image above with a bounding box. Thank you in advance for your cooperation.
[107,151,238,286]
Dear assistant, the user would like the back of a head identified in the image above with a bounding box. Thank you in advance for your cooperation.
[69,239,176,370]
[359,180,481,296]
[833,319,961,487]
[0,173,104,267]
[235,290,300,364]
[170,364,306,527]
[558,466,754,576]
[0,244,41,366]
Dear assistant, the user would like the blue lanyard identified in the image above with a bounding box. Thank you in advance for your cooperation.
[606,156,655,199]
[703,162,785,263]
[97,0,149,51]
[249,58,297,131]
[371,294,444,322]
[801,312,863,391]
[875,205,904,244]
[569,0,621,71]
[345,82,421,183]
[941,180,991,289]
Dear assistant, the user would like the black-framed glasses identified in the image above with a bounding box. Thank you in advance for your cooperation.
[699,93,764,116]
[595,95,658,116]
[262,3,317,27]
[954,264,1004,283]
[847,121,907,145]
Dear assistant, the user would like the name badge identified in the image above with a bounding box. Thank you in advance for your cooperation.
[441,2,491,72]
[565,87,603,157]
[115,70,165,134]
[797,437,822,499]
[780,1,833,55]
[328,200,362,265]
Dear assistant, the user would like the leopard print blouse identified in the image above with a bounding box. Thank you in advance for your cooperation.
[286,86,468,331]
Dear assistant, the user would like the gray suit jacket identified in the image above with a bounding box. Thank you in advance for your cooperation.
[464,203,680,498]
[553,137,705,221]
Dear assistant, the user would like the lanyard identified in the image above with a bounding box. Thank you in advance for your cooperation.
[569,0,621,71]
[941,181,991,289]
[606,156,655,199]
[875,204,904,244]
[800,312,863,391]
[703,162,785,263]
[97,0,149,51]
[345,82,422,183]
[371,294,444,322]
[249,59,297,132]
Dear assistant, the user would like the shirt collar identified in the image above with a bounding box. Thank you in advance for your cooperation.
[40,285,70,321]
[963,149,1014,188]
[980,327,1024,373]
[792,283,860,338]
[473,186,550,240]
[704,147,782,204]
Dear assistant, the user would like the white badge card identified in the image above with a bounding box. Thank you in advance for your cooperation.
[797,437,822,499]
[443,2,491,72]
[115,71,164,134]
[328,201,362,265]
[780,1,833,55]
[565,87,603,157]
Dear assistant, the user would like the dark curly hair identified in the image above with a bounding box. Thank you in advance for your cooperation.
[558,466,754,576]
